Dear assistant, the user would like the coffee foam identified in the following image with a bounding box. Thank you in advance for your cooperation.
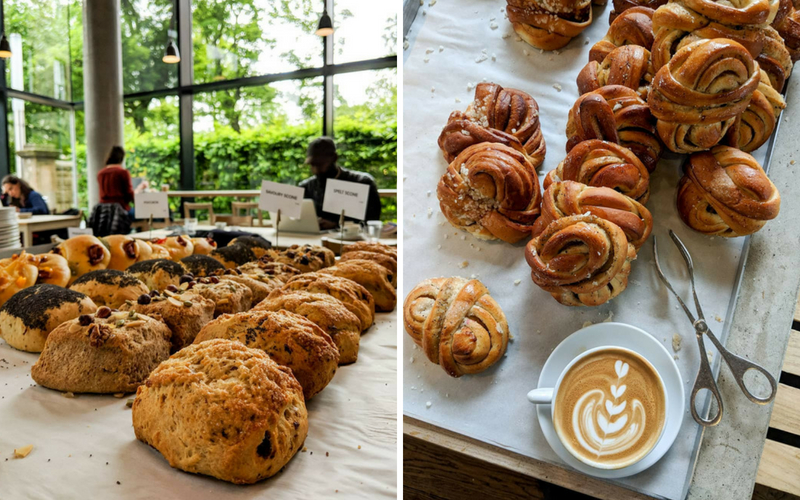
[553,348,666,469]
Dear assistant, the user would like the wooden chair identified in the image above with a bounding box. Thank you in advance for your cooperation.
[231,201,262,227]
[183,202,216,225]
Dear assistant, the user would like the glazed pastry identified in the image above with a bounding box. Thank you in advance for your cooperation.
[32,253,71,288]
[610,0,667,21]
[544,140,650,203]
[577,45,655,100]
[532,181,653,248]
[132,339,307,484]
[0,252,39,305]
[0,284,97,353]
[648,39,760,154]
[525,214,637,306]
[734,69,786,152]
[31,307,171,393]
[276,273,375,331]
[590,7,655,62]
[319,259,397,312]
[565,85,661,172]
[342,241,397,259]
[403,277,509,377]
[51,235,111,284]
[156,236,194,261]
[69,270,150,309]
[437,82,546,167]
[339,251,397,283]
[192,279,252,317]
[256,292,362,365]
[137,240,171,261]
[126,259,186,291]
[438,142,541,243]
[506,0,593,51]
[101,235,140,271]
[121,288,215,352]
[238,260,302,283]
[772,0,800,61]
[228,235,273,259]
[210,244,257,269]
[677,145,780,236]
[191,236,217,255]
[670,0,780,27]
[180,254,226,277]
[195,309,339,399]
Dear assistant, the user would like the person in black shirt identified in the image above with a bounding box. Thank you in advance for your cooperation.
[299,137,382,229]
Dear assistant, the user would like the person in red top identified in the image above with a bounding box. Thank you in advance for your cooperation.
[97,146,147,217]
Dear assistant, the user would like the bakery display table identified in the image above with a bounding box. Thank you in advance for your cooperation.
[0,311,398,498]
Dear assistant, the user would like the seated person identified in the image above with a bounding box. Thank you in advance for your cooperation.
[97,146,148,218]
[1,175,49,214]
[299,137,382,230]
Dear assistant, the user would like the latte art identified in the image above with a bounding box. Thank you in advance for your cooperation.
[554,349,666,469]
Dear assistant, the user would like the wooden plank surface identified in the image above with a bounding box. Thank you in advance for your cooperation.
[794,291,800,323]
[769,384,800,436]
[783,330,800,376]
[756,440,800,497]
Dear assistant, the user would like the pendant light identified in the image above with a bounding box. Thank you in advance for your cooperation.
[315,9,334,37]
[163,2,179,64]
[0,34,11,59]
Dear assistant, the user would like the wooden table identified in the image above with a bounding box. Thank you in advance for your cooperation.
[164,188,398,198]
[16,214,82,248]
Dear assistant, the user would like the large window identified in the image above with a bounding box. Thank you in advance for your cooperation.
[0,0,397,221]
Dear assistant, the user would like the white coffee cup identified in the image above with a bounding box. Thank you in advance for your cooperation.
[528,345,668,470]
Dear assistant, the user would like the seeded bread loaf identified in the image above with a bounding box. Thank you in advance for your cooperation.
[227,235,273,258]
[180,254,225,277]
[210,244,257,269]
[126,259,185,291]
[69,269,149,309]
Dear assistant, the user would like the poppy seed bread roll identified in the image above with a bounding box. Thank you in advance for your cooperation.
[69,269,149,309]
[126,259,185,291]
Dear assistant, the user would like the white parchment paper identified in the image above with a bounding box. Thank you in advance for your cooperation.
[0,312,398,499]
[402,2,773,499]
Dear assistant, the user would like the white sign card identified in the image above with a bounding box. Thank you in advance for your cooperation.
[134,192,170,219]
[257,180,304,219]
[321,179,370,221]
[67,227,93,237]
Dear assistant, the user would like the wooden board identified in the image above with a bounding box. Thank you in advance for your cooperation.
[756,440,800,497]
[770,384,800,437]
[782,330,800,376]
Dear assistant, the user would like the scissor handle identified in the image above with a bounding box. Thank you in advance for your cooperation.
[690,333,724,426]
[704,330,778,405]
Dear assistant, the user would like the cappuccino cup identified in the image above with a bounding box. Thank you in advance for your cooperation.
[528,346,668,470]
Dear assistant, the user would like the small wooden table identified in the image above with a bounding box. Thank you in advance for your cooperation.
[16,214,82,248]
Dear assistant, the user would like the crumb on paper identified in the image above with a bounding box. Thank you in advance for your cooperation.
[431,86,435,93]
[358,445,362,450]
[429,0,436,5]
[113,393,124,398]
[427,207,433,218]
[715,315,723,323]
[427,190,431,197]
[302,447,308,452]
[602,311,614,323]
[672,333,682,352]
[403,40,409,50]
[426,401,432,409]
[437,244,442,250]
[791,160,796,165]
[514,279,522,286]
[523,49,530,56]
[454,97,461,103]
[439,45,444,52]
[63,392,75,399]
[425,48,434,54]
[502,32,511,39]
[553,84,562,92]
[490,21,498,29]
[423,57,429,63]
[14,445,33,458]
[409,357,414,364]
[582,320,594,328]
[445,393,449,398]
[458,260,469,269]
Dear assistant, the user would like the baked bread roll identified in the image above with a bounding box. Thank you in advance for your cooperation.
[437,82,546,167]
[180,254,226,277]
[577,45,655,100]
[126,259,185,291]
[403,277,509,377]
[648,39,760,154]
[544,140,650,203]
[525,214,637,306]
[136,240,171,261]
[677,145,780,236]
[591,7,655,62]
[438,142,541,243]
[31,307,171,393]
[673,0,780,27]
[262,245,333,273]
[192,279,252,317]
[101,235,140,270]
[195,310,339,399]
[210,244,257,269]
[532,181,653,248]
[51,235,111,284]
[0,252,39,305]
[191,236,217,255]
[238,260,302,283]
[32,253,71,288]
[120,289,215,352]
[228,235,273,259]
[256,292,361,365]
[319,259,397,312]
[506,0,593,51]
[217,273,276,304]
[772,0,800,61]
[276,273,375,331]
[132,339,307,484]
[0,284,97,352]
[339,250,397,282]
[734,69,786,152]
[610,0,667,21]
[158,236,194,261]
[343,241,397,259]
[69,270,149,309]
[565,85,661,172]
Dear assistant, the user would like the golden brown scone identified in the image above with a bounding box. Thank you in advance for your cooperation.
[0,251,39,305]
[404,277,509,377]
[132,339,307,484]
[217,273,277,304]
[195,309,339,399]
[262,245,331,273]
[210,244,258,269]
[0,284,97,353]
[101,235,141,271]
[120,288,215,352]
[32,253,71,288]
[276,273,375,331]
[343,241,397,259]
[68,270,149,309]
[51,235,111,284]
[319,259,396,312]
[126,259,186,291]
[155,235,194,261]
[256,292,361,365]
[190,236,217,255]
[192,279,252,317]
[31,306,171,393]
[238,260,302,283]
[228,235,273,259]
[339,250,397,285]
[180,254,226,277]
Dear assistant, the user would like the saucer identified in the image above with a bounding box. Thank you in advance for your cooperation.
[534,322,685,479]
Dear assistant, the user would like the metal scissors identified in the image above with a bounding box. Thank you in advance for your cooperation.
[653,230,777,426]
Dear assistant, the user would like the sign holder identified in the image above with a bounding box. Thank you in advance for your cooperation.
[275,209,281,248]
[339,209,345,255]
[149,214,153,239]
